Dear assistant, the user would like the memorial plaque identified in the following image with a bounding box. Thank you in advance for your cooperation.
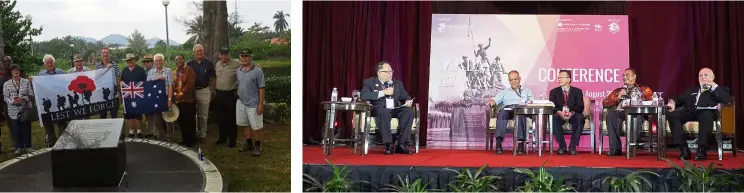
[52,118,126,188]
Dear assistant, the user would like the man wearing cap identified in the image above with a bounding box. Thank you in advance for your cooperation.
[68,54,92,73]
[95,47,122,119]
[188,44,216,140]
[236,50,265,156]
[38,54,68,147]
[214,47,241,147]
[121,53,148,138]
[142,54,154,71]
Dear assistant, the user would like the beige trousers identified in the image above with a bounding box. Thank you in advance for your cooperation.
[195,88,212,138]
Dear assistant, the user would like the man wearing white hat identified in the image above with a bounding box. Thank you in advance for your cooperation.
[121,53,148,138]
[68,54,91,73]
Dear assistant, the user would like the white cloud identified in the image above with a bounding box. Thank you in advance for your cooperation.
[15,0,291,43]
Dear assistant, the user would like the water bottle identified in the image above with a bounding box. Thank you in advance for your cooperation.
[198,148,204,161]
[331,88,338,102]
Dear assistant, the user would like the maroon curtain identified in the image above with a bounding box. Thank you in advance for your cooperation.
[302,1,432,143]
[303,1,744,148]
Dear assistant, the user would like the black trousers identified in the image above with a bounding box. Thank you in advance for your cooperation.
[552,112,585,149]
[606,109,645,150]
[100,99,120,118]
[43,119,68,144]
[669,109,716,149]
[216,90,238,145]
[177,102,197,146]
[373,106,414,144]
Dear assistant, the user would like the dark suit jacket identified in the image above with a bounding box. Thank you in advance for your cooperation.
[549,86,584,113]
[360,77,411,110]
[673,85,731,112]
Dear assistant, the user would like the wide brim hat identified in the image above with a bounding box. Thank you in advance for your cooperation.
[162,105,180,123]
[73,54,84,62]
[141,54,154,62]
[124,53,136,61]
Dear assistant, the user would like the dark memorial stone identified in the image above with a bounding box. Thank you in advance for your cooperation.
[51,118,126,188]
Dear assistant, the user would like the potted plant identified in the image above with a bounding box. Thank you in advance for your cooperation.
[592,170,660,192]
[443,165,501,192]
[303,160,367,192]
[513,161,575,192]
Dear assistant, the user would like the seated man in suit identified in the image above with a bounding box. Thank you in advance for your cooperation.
[602,68,654,156]
[360,61,415,155]
[549,70,585,155]
[488,70,532,155]
[667,68,731,160]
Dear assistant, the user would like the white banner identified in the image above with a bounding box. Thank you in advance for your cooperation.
[32,68,119,124]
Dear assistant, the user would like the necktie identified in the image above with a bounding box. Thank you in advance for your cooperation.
[563,90,568,107]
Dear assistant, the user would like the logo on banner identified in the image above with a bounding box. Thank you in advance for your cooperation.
[595,24,602,32]
[608,21,620,34]
[438,23,447,33]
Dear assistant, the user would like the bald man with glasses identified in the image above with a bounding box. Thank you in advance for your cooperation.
[488,70,532,155]
[667,68,731,161]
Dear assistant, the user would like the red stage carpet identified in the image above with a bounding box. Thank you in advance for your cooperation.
[303,146,744,169]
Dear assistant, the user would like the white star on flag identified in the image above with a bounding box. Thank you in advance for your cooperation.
[158,90,162,94]
[131,102,137,108]
[154,104,159,108]
[153,85,157,88]
[148,93,151,97]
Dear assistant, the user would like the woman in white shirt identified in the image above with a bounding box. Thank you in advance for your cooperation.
[3,64,34,155]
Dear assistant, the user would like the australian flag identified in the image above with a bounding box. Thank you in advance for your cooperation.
[121,80,169,114]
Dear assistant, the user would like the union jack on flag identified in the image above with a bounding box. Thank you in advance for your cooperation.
[121,81,145,98]
[121,80,168,114]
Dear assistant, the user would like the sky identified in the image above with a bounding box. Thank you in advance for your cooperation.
[14,0,291,44]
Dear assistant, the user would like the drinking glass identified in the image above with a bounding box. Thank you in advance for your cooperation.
[352,90,360,102]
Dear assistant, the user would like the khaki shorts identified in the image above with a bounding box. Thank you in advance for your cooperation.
[236,101,263,130]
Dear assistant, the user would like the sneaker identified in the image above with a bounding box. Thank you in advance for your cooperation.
[238,142,253,152]
[252,145,261,156]
[14,149,23,155]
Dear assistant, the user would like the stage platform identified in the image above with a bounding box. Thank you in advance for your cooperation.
[303,146,744,191]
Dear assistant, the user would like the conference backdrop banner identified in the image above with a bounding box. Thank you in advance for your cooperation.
[32,68,118,125]
[428,14,629,149]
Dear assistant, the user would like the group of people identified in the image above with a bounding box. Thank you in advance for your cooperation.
[364,60,730,161]
[486,68,729,160]
[0,44,267,156]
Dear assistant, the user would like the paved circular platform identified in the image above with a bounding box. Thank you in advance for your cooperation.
[0,139,223,192]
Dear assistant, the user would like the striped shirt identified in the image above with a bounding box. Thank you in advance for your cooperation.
[3,78,33,120]
[147,67,173,90]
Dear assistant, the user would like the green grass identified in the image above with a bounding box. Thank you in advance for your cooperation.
[0,106,291,192]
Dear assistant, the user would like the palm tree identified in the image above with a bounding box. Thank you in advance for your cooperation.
[273,10,289,33]
[181,15,206,45]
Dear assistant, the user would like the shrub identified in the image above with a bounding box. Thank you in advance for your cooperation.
[265,102,290,124]
[265,76,290,104]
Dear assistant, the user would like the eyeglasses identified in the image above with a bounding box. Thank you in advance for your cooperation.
[380,70,394,74]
